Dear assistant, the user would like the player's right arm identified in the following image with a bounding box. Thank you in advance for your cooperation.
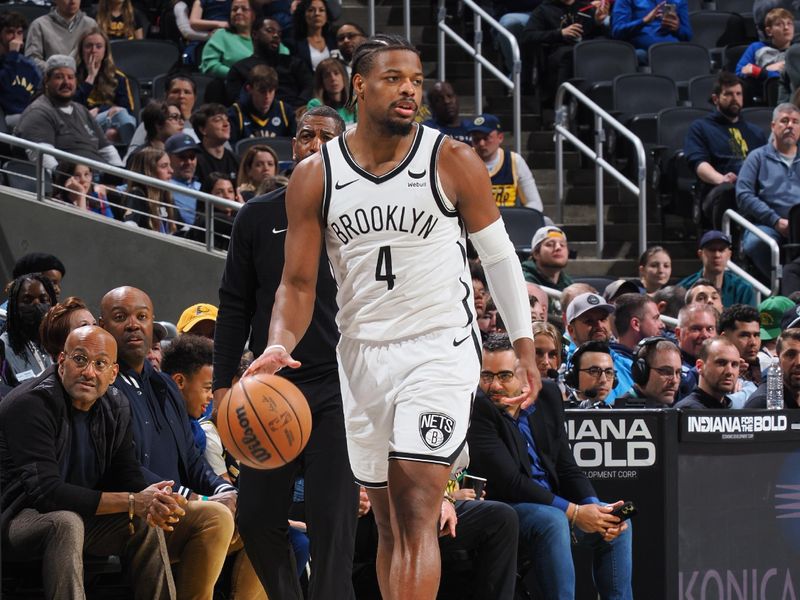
[244,155,326,376]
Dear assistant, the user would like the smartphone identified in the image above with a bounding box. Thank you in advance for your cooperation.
[663,3,677,17]
[611,501,638,522]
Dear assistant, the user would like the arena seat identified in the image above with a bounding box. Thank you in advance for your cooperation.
[2,160,51,195]
[0,3,49,21]
[713,0,757,15]
[570,40,638,112]
[109,40,181,92]
[740,106,772,136]
[571,276,615,295]
[612,73,678,144]
[647,43,712,101]
[722,43,749,72]
[689,11,750,66]
[498,206,546,258]
[687,74,716,108]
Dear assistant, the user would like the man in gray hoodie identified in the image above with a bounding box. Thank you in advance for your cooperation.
[735,102,800,281]
[24,0,97,72]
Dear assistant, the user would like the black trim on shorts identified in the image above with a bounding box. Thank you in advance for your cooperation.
[389,435,467,466]
[339,124,422,184]
[321,143,333,224]
[355,477,388,489]
[429,132,458,218]
[470,328,481,365]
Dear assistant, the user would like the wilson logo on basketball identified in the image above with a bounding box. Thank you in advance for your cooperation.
[235,406,273,463]
[419,412,455,450]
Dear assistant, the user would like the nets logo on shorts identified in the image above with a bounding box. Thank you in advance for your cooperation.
[419,412,455,450]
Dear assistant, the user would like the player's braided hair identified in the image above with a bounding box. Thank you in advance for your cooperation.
[347,34,420,109]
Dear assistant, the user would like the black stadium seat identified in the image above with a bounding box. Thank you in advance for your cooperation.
[648,42,712,100]
[740,106,772,136]
[689,11,749,66]
[570,40,638,111]
[110,40,181,91]
[713,0,756,15]
[498,206,546,258]
[722,43,750,72]
[0,3,49,22]
[612,73,678,144]
[687,74,716,108]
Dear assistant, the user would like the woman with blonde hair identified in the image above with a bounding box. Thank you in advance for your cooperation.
[74,27,137,144]
[92,0,146,39]
[236,144,279,200]
[124,147,177,234]
[307,57,355,125]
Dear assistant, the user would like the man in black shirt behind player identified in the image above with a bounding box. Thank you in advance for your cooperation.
[212,106,359,600]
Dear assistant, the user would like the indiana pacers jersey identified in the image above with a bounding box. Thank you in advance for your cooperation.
[489,148,520,207]
[321,123,475,341]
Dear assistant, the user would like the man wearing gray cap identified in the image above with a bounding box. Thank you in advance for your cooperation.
[165,133,202,229]
[15,55,122,172]
[522,225,574,316]
[565,292,635,404]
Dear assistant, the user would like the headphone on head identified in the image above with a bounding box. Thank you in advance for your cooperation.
[564,341,618,391]
[631,336,675,387]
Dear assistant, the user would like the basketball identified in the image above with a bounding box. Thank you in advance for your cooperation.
[218,375,312,470]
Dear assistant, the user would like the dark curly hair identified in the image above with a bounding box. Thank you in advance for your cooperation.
[3,274,57,354]
[161,333,213,377]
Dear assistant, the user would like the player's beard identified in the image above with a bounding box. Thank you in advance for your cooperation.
[384,118,414,136]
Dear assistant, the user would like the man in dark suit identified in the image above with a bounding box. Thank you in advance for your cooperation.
[467,332,633,600]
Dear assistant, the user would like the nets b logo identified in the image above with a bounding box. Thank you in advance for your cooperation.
[419,412,455,450]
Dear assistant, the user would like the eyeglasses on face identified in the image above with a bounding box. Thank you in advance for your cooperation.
[480,370,515,384]
[67,353,113,373]
[579,367,615,380]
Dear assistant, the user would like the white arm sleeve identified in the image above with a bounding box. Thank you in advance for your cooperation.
[99,144,123,167]
[469,217,533,343]
[513,152,543,212]
[26,144,57,171]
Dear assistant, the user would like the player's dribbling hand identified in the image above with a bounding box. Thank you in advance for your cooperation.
[503,354,542,411]
[244,345,302,378]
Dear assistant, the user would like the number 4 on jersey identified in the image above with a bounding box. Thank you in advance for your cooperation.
[375,245,396,290]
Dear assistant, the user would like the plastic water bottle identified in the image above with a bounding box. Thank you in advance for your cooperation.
[766,358,784,410]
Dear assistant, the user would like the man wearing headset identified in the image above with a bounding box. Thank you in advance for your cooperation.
[564,341,618,408]
[614,337,682,408]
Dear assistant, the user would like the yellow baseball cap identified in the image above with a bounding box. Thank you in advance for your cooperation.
[176,303,218,334]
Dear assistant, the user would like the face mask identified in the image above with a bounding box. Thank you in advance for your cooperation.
[18,302,50,339]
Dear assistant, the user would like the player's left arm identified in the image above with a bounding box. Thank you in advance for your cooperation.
[438,139,541,405]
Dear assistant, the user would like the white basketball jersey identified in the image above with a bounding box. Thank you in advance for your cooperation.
[321,124,476,341]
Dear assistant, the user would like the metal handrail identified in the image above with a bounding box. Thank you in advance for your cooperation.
[721,209,778,297]
[0,132,241,252]
[436,0,522,156]
[554,81,648,259]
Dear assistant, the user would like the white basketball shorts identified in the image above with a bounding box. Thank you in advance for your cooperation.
[337,325,481,487]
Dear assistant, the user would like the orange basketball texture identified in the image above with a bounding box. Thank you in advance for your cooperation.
[218,375,312,469]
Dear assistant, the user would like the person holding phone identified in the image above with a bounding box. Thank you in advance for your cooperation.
[522,0,610,101]
[611,0,692,63]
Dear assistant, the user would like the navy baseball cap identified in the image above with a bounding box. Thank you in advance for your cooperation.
[165,133,199,155]
[468,114,502,134]
[698,230,732,249]
[780,304,800,330]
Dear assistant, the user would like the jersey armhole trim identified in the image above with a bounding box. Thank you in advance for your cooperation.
[339,123,423,184]
[321,143,332,224]
[430,133,458,218]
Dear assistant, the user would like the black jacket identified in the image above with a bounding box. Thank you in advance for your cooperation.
[213,188,340,395]
[225,52,313,108]
[0,366,145,530]
[674,386,732,409]
[466,381,596,506]
[113,361,233,499]
[522,0,608,47]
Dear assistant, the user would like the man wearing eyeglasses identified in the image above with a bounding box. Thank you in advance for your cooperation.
[615,338,682,408]
[468,332,633,599]
[569,342,617,408]
[0,326,180,599]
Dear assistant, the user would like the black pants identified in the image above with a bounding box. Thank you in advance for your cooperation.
[238,371,359,600]
[353,499,519,599]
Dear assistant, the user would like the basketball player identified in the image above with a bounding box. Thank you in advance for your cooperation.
[246,35,539,599]
[213,106,359,600]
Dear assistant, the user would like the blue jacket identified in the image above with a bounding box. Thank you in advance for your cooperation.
[0,51,41,116]
[611,0,692,50]
[112,361,234,500]
[684,110,767,176]
[735,41,785,79]
[735,142,800,228]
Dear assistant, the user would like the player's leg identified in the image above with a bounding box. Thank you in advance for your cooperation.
[237,462,302,599]
[365,486,392,598]
[385,458,452,600]
[301,375,360,600]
